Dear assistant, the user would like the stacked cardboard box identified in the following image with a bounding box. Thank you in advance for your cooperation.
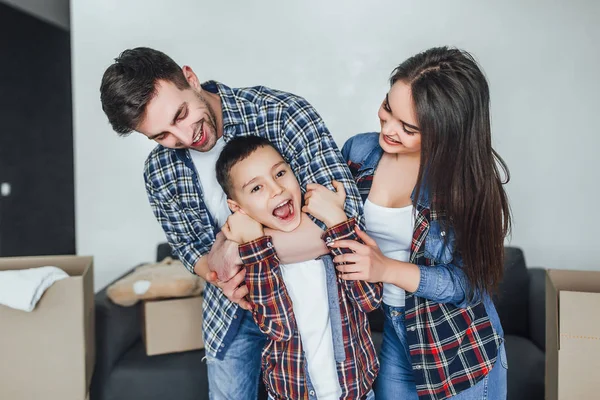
[0,255,94,400]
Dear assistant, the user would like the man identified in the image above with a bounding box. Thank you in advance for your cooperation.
[100,47,363,399]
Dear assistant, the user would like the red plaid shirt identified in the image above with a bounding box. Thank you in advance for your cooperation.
[239,218,382,400]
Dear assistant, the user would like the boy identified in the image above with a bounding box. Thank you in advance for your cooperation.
[215,135,382,400]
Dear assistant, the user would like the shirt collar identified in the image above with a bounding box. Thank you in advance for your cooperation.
[201,80,250,139]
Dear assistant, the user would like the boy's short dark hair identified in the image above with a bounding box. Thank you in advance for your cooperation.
[100,47,190,136]
[216,135,280,198]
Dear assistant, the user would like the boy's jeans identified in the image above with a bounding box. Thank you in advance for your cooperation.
[206,309,267,400]
[375,304,508,400]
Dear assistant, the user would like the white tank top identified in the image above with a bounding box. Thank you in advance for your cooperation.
[364,199,414,307]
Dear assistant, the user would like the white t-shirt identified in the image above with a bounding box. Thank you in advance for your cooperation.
[279,259,341,400]
[364,199,414,307]
[189,137,231,227]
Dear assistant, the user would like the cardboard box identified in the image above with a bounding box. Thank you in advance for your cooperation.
[0,255,94,400]
[546,269,600,400]
[142,295,204,356]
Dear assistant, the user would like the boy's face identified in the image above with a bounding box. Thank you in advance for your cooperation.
[227,145,302,232]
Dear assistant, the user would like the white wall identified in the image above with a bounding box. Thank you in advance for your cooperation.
[0,0,69,30]
[71,0,600,291]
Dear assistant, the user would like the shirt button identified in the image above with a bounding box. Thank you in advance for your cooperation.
[221,344,225,348]
[233,315,238,319]
[408,326,416,332]
[326,237,333,243]
[309,390,315,396]
[415,365,422,370]
[440,231,446,237]
[267,242,273,248]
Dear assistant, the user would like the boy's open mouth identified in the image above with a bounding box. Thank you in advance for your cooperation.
[272,199,295,221]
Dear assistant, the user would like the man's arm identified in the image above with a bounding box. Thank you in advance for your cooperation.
[280,97,364,229]
[145,173,251,309]
[265,213,328,264]
[261,97,364,263]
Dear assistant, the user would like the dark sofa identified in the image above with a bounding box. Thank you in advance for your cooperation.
[91,246,545,400]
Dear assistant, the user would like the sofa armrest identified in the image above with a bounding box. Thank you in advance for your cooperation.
[528,267,546,352]
[157,242,173,262]
[90,268,143,399]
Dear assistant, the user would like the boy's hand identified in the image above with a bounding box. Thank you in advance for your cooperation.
[302,180,348,228]
[222,211,265,244]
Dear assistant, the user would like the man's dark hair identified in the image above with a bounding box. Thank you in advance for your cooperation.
[216,135,280,198]
[100,47,190,136]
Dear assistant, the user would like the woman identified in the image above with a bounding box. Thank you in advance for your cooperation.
[318,47,511,399]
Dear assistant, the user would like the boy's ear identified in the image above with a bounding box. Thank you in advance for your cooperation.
[227,199,246,214]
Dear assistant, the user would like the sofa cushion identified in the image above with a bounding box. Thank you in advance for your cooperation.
[494,247,530,337]
[504,334,545,400]
[105,341,209,400]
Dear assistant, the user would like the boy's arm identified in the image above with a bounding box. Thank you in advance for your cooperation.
[324,218,382,312]
[239,236,296,342]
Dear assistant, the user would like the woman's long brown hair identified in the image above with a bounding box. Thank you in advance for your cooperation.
[391,47,512,297]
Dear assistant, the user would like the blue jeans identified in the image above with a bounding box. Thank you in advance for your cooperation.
[375,305,508,400]
[206,309,267,400]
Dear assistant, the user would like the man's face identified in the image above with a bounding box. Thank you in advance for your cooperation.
[227,146,302,232]
[136,73,220,152]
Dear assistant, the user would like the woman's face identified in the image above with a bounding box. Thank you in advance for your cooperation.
[378,81,422,155]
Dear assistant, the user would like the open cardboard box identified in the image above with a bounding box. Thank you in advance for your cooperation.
[546,269,600,400]
[142,295,205,356]
[0,255,94,400]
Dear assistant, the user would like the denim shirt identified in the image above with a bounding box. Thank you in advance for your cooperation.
[341,132,504,400]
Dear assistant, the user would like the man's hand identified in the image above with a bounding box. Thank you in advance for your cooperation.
[205,268,252,311]
[222,211,264,244]
[302,180,348,228]
[204,231,252,311]
[206,231,242,282]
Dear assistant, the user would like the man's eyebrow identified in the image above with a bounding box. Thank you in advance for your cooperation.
[171,102,187,125]
[147,102,187,140]
[385,93,419,131]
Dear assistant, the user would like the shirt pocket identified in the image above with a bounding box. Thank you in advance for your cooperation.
[424,220,456,265]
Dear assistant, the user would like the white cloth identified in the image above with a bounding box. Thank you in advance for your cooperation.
[0,266,69,312]
[280,259,341,400]
[364,199,414,307]
[189,137,231,227]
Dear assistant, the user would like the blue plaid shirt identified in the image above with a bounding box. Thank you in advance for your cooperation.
[143,81,363,359]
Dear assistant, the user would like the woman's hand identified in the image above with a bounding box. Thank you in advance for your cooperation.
[302,180,348,228]
[328,226,393,283]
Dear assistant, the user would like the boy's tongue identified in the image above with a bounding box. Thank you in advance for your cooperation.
[273,202,292,219]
